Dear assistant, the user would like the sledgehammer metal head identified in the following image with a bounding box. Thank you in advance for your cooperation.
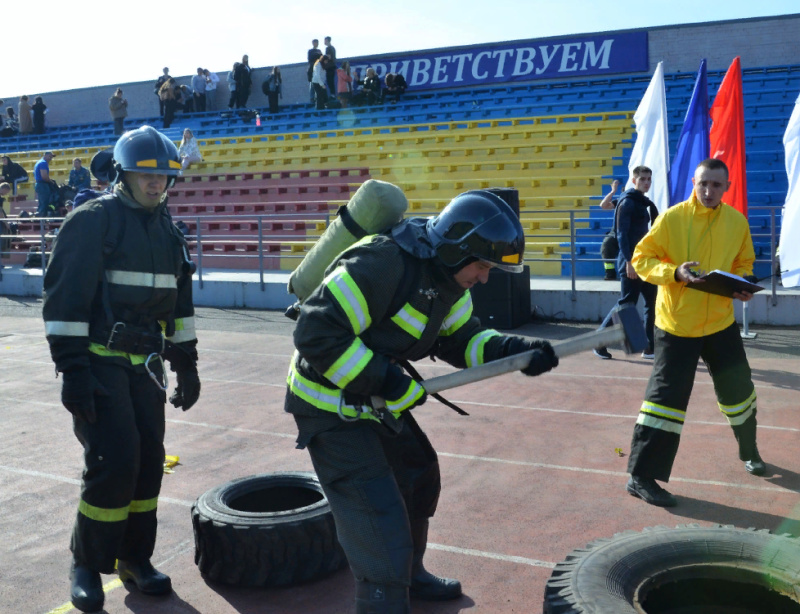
[610,304,647,354]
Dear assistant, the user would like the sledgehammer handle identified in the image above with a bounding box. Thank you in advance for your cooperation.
[420,324,626,395]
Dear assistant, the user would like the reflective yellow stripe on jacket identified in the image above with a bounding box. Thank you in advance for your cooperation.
[325,268,371,334]
[440,292,472,337]
[287,356,380,423]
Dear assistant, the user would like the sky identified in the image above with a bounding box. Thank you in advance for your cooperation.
[3,0,798,98]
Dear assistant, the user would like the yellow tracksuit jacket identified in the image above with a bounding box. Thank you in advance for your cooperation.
[631,193,755,338]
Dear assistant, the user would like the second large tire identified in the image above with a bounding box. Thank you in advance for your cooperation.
[543,524,800,613]
[191,471,347,587]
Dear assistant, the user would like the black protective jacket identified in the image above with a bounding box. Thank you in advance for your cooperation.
[287,219,529,420]
[43,186,196,372]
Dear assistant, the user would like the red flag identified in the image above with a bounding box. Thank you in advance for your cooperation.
[709,56,748,217]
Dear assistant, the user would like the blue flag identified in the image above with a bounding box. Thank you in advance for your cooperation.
[669,60,709,206]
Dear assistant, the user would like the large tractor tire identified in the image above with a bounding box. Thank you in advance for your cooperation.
[191,471,347,587]
[543,524,800,613]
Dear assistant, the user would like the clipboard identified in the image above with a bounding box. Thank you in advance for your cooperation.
[687,270,764,298]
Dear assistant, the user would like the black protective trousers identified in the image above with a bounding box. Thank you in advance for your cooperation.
[296,411,440,587]
[627,322,758,482]
[71,359,167,573]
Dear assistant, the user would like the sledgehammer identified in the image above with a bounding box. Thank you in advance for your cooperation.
[375,304,646,407]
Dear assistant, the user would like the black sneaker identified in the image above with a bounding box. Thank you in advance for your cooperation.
[626,475,677,507]
[593,347,612,360]
[745,448,766,476]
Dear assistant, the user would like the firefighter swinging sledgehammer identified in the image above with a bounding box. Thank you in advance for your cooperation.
[42,125,200,613]
[284,189,559,613]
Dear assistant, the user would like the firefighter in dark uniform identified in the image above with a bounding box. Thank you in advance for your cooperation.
[285,190,559,613]
[42,125,201,613]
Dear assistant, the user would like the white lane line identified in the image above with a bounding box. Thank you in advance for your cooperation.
[166,418,295,438]
[0,464,196,506]
[437,452,798,494]
[427,543,555,568]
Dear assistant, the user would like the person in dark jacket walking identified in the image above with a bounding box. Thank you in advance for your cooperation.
[594,166,659,360]
[43,126,201,613]
[285,189,559,613]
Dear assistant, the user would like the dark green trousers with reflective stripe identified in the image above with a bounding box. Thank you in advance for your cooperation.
[297,411,440,586]
[628,322,757,482]
[71,359,166,573]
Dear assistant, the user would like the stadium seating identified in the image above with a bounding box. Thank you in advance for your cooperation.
[2,63,798,278]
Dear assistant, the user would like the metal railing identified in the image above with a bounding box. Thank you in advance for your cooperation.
[0,207,782,306]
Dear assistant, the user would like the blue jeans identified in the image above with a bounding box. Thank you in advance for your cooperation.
[599,267,657,351]
[35,182,55,217]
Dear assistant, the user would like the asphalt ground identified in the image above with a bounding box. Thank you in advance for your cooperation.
[1,296,799,613]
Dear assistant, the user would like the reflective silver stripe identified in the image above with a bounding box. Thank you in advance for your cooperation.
[466,329,499,367]
[169,317,196,343]
[440,292,473,336]
[324,340,373,387]
[640,401,686,423]
[44,321,90,336]
[718,390,756,426]
[391,304,427,339]
[106,270,177,289]
[325,269,370,334]
[636,412,683,434]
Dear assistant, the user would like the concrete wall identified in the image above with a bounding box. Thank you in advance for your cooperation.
[2,14,798,130]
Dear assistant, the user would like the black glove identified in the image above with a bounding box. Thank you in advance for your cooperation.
[379,364,427,413]
[61,367,109,423]
[170,368,201,411]
[521,340,559,376]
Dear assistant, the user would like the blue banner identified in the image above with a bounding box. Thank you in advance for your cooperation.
[349,31,648,91]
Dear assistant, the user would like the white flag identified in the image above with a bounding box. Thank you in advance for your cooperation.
[778,92,800,287]
[627,62,670,213]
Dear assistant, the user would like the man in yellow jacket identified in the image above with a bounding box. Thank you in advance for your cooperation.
[626,158,764,507]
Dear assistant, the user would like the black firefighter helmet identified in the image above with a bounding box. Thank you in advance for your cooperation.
[112,125,181,187]
[427,190,525,273]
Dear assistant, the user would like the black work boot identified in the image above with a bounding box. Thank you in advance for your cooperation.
[409,520,462,601]
[117,559,172,595]
[355,580,410,614]
[70,560,104,613]
[626,475,677,507]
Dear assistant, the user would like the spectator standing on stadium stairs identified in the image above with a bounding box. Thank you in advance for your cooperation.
[32,96,47,134]
[108,88,128,136]
[286,189,559,613]
[262,66,282,115]
[159,79,178,129]
[192,67,207,113]
[154,67,170,116]
[1,155,29,195]
[336,60,353,108]
[594,167,658,360]
[178,128,203,170]
[307,39,323,106]
[624,158,765,509]
[68,158,91,191]
[324,36,337,95]
[18,95,33,134]
[227,62,239,109]
[234,54,252,108]
[311,55,330,111]
[34,151,58,217]
[42,125,200,613]
[203,69,219,110]
[599,179,620,280]
[177,85,194,114]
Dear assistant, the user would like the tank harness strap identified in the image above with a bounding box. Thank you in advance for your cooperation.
[398,359,469,416]
[336,204,368,239]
